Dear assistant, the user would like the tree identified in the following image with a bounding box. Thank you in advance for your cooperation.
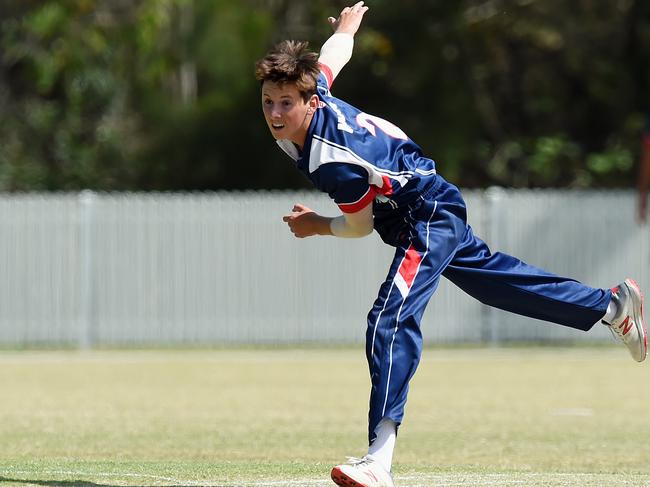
[1,0,649,190]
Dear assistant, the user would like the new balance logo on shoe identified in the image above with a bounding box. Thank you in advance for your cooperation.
[618,316,633,336]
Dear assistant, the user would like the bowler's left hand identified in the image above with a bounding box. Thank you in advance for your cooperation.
[283,203,322,238]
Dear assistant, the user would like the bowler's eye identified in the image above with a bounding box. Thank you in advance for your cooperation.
[263,99,272,105]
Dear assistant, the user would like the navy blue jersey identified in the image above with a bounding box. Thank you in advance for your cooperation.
[276,64,437,214]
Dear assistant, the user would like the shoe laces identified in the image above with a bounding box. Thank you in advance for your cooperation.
[346,456,372,466]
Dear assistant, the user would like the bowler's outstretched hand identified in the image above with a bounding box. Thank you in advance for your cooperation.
[327,1,369,36]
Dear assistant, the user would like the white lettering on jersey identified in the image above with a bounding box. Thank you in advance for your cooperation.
[356,113,408,140]
[327,101,354,134]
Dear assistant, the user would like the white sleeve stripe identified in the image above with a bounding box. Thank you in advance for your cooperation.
[310,136,412,188]
[312,135,418,177]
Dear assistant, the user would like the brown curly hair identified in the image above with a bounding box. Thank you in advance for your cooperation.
[255,40,320,102]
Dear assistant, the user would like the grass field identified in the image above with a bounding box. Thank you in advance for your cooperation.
[0,347,649,486]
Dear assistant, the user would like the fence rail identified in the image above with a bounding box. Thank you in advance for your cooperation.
[0,189,646,347]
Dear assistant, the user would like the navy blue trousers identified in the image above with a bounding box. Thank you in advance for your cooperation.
[367,176,611,443]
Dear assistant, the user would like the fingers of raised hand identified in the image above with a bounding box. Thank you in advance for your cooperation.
[342,2,364,15]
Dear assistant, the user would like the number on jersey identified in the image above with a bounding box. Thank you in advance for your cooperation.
[356,113,408,140]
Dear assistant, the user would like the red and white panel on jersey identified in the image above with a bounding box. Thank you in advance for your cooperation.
[337,186,377,214]
[336,173,395,214]
[320,63,335,90]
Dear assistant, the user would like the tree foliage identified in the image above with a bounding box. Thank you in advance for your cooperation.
[0,0,649,190]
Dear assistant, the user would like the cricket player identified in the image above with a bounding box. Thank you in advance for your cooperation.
[255,3,648,486]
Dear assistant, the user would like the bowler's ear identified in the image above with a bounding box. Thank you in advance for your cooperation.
[308,94,319,112]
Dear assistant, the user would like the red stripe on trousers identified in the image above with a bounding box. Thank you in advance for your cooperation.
[398,245,422,289]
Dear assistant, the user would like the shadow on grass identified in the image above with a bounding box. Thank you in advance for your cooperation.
[0,477,232,487]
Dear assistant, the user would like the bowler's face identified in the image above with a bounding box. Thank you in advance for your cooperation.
[261,81,314,148]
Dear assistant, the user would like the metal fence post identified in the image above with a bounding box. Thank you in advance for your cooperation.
[79,190,96,349]
[484,186,505,346]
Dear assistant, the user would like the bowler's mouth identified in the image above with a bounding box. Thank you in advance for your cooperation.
[271,123,285,130]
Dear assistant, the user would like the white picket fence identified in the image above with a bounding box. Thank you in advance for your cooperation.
[0,189,646,347]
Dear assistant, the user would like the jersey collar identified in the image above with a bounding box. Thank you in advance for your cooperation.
[275,139,300,161]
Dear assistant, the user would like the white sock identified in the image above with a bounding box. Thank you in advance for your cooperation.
[367,418,397,472]
[602,300,618,324]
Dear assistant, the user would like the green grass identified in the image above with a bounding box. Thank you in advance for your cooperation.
[0,347,649,486]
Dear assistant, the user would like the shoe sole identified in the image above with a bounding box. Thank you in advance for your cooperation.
[624,278,648,362]
[331,467,371,487]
